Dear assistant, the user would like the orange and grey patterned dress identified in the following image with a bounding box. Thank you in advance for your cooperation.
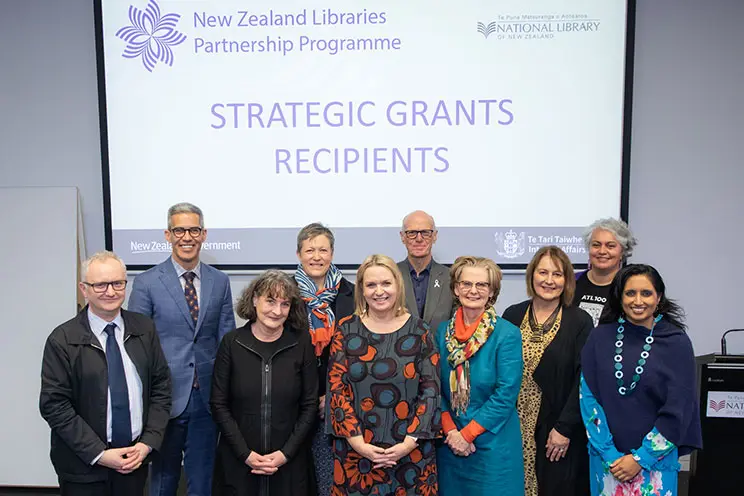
[326,315,441,496]
[516,308,562,496]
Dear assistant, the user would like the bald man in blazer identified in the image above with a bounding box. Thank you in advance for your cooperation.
[397,210,454,333]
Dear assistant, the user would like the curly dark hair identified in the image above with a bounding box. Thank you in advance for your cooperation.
[235,269,307,331]
[599,264,686,331]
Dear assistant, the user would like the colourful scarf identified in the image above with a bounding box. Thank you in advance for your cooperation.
[295,263,342,356]
[445,306,498,416]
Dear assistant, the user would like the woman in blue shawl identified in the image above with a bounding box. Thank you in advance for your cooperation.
[580,264,702,495]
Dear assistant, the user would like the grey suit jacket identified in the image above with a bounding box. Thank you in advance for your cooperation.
[398,259,454,333]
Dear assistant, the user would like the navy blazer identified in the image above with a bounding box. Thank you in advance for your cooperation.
[128,257,235,417]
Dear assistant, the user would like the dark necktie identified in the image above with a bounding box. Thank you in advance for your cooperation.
[183,271,199,326]
[183,272,200,388]
[104,323,132,448]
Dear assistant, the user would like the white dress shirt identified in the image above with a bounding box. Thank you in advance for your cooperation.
[172,258,202,305]
[88,309,144,463]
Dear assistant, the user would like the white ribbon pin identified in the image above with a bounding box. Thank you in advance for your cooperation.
[434,279,441,288]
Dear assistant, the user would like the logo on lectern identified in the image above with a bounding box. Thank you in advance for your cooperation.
[706,391,744,418]
[709,399,726,412]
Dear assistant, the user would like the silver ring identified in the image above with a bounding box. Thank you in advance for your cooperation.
[559,447,565,451]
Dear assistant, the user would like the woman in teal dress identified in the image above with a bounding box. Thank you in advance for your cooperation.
[436,256,524,496]
[580,264,701,496]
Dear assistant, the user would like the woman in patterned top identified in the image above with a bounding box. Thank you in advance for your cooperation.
[436,256,524,496]
[580,264,701,496]
[503,246,594,496]
[326,254,441,496]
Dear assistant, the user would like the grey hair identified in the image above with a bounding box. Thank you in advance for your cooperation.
[583,218,637,260]
[167,202,204,229]
[401,210,437,231]
[296,222,335,253]
[80,250,127,281]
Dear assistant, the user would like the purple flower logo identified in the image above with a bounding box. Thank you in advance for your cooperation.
[116,0,186,72]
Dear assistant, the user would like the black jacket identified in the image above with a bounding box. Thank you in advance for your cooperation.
[315,277,355,398]
[211,324,318,496]
[503,301,593,496]
[39,307,172,483]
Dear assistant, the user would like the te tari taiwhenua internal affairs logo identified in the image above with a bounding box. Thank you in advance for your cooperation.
[115,0,186,72]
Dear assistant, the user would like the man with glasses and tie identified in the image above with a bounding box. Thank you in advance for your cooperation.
[397,210,454,333]
[40,251,171,495]
[129,202,235,496]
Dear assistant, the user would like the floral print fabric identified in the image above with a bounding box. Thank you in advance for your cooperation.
[580,375,680,496]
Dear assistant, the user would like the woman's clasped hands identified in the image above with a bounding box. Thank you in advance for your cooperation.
[349,435,419,469]
[245,450,288,475]
[445,430,476,457]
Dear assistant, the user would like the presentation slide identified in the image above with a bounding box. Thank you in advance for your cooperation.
[99,0,629,266]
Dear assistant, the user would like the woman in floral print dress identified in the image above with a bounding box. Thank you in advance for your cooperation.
[326,255,440,496]
[580,265,702,496]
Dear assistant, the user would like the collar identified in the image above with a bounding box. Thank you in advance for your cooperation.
[171,257,201,279]
[407,258,433,276]
[237,323,300,350]
[87,307,125,340]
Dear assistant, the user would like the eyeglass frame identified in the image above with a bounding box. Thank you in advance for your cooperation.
[169,226,203,238]
[457,280,490,292]
[402,229,435,240]
[82,280,128,293]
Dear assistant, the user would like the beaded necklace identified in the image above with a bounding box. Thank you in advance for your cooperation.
[613,314,663,395]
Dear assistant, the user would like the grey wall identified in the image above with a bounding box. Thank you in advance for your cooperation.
[0,0,104,255]
[2,0,743,357]
[628,0,744,353]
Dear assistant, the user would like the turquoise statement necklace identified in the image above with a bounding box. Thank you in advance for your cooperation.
[613,314,663,395]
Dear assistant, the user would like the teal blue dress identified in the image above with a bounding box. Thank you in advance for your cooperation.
[436,315,524,496]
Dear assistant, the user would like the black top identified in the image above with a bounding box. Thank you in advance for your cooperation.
[503,301,594,439]
[251,332,281,359]
[210,324,318,496]
[503,301,595,496]
[573,270,611,327]
[314,277,355,397]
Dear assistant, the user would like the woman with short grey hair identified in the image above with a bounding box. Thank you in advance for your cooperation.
[573,218,637,326]
[293,223,355,496]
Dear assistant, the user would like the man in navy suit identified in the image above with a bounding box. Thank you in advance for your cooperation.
[129,202,235,496]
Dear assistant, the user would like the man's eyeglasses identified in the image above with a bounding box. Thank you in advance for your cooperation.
[83,280,127,293]
[170,227,203,238]
[458,281,490,292]
[403,229,435,240]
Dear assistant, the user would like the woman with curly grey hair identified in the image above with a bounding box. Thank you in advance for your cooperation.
[573,218,637,326]
[211,270,318,496]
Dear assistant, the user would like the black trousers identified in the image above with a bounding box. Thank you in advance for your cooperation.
[58,463,148,496]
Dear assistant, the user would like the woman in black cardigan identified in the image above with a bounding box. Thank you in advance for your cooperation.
[503,246,593,496]
[211,270,318,496]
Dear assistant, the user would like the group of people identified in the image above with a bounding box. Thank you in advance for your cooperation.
[39,204,702,496]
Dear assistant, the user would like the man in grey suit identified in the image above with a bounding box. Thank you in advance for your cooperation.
[128,203,235,496]
[397,210,453,333]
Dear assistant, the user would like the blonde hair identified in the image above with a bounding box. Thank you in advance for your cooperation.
[524,246,575,306]
[449,256,502,308]
[354,254,407,317]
